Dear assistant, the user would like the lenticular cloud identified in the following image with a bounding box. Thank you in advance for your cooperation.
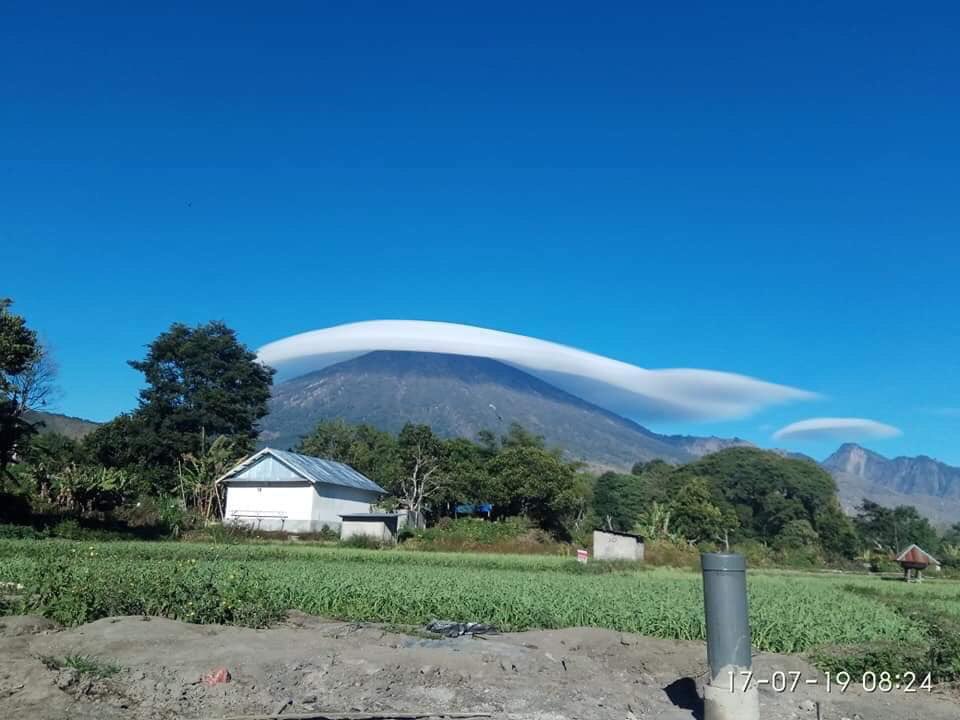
[773,417,902,442]
[257,320,816,422]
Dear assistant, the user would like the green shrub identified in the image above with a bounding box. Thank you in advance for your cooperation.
[339,535,384,550]
[40,654,123,678]
[0,523,45,540]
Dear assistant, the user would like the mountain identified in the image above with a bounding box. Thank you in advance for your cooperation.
[24,410,100,440]
[823,443,960,525]
[261,351,750,470]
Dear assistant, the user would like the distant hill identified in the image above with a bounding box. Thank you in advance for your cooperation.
[259,351,960,524]
[823,443,960,525]
[260,350,749,469]
[24,410,100,440]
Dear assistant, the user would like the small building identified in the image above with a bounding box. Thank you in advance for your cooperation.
[218,448,386,533]
[340,512,403,544]
[593,529,645,562]
[896,544,941,582]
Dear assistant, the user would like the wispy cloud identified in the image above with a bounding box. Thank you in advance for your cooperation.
[773,417,902,442]
[257,320,818,422]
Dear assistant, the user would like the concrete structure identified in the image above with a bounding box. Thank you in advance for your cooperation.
[340,513,402,544]
[339,509,420,544]
[592,529,645,561]
[218,448,386,533]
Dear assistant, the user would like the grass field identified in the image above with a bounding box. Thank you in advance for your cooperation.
[2,539,959,679]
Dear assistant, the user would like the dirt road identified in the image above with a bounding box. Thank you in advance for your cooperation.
[0,613,956,719]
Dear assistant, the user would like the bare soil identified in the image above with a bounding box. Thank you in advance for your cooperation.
[0,613,956,720]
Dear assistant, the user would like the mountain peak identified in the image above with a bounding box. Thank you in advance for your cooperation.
[822,442,960,524]
[261,350,729,469]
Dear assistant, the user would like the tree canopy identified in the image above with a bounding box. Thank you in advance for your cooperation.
[85,321,274,492]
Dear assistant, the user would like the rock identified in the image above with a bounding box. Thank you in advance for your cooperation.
[200,667,231,686]
[799,699,817,712]
[55,668,79,690]
[272,698,292,715]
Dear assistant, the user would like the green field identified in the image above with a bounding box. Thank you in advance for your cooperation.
[2,539,959,678]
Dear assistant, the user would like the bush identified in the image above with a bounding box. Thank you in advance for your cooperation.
[406,517,565,555]
[114,495,189,535]
[339,535,384,550]
[0,523,46,540]
[643,539,699,569]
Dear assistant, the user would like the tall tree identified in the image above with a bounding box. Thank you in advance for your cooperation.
[396,423,447,515]
[486,444,580,536]
[0,299,42,478]
[854,500,939,554]
[667,476,738,545]
[88,321,274,490]
[592,472,645,531]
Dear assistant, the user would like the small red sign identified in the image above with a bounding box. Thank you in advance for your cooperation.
[577,549,589,563]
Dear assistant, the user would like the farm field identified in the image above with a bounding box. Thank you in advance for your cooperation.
[2,539,959,678]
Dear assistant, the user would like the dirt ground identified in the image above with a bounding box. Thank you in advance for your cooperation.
[0,613,957,720]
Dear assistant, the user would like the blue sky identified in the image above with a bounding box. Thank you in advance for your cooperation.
[2,2,958,463]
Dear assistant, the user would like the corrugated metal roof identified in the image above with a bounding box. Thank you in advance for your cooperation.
[219,448,386,494]
[896,544,940,566]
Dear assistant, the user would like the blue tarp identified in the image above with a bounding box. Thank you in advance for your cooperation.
[455,503,494,515]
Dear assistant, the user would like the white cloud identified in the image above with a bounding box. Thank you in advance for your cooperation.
[773,417,902,442]
[258,320,817,422]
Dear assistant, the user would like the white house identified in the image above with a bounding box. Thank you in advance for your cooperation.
[217,448,387,533]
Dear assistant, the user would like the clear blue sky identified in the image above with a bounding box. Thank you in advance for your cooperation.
[3,2,958,463]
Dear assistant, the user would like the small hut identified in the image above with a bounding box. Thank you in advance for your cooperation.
[592,529,645,561]
[896,544,941,582]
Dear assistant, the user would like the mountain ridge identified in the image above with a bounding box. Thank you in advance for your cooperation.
[24,410,100,440]
[823,443,960,524]
[260,350,748,469]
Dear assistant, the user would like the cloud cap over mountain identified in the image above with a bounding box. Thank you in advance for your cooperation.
[773,417,902,442]
[258,320,816,422]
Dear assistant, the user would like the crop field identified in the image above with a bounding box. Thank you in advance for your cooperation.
[2,539,959,678]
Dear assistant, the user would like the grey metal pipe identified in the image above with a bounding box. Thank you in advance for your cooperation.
[701,552,752,678]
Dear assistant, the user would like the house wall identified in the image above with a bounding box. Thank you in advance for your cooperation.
[224,482,317,532]
[593,530,644,561]
[311,483,380,525]
[340,519,395,544]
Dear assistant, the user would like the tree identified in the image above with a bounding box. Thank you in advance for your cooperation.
[634,501,675,541]
[8,344,59,415]
[814,502,859,559]
[943,522,960,546]
[631,459,673,477]
[130,321,274,451]
[681,447,838,545]
[0,299,38,384]
[667,477,738,545]
[0,299,41,479]
[592,472,645,531]
[297,419,399,490]
[485,445,580,536]
[854,500,939,554]
[177,435,245,523]
[396,423,447,516]
[440,436,494,510]
[775,518,820,550]
[500,423,546,449]
[90,321,274,491]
